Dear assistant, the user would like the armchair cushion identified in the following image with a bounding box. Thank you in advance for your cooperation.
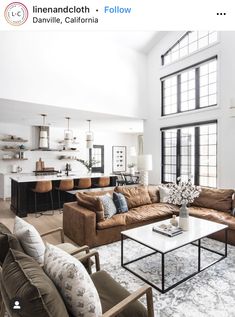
[2,249,69,317]
[44,243,102,317]
[14,216,45,264]
[91,270,147,317]
[0,223,24,265]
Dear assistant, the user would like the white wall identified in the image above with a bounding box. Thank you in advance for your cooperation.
[0,32,147,119]
[145,31,235,188]
[0,122,138,175]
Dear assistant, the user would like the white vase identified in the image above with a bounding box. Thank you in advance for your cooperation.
[179,203,189,231]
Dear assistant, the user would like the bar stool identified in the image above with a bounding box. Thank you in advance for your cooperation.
[55,179,74,213]
[94,177,110,188]
[31,181,54,218]
[75,178,92,189]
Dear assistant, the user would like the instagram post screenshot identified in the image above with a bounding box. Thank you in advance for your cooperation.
[0,0,234,316]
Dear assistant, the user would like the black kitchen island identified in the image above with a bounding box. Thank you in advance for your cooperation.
[10,173,117,217]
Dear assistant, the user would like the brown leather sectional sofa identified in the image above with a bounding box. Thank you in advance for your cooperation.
[63,185,235,248]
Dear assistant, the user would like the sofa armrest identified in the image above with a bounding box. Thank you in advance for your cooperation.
[102,285,154,317]
[63,202,97,248]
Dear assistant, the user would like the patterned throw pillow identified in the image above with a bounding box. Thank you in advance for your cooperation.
[159,185,171,203]
[44,244,102,317]
[113,192,128,213]
[14,216,45,264]
[99,194,117,219]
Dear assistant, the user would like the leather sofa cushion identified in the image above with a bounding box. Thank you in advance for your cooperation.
[97,214,127,230]
[115,186,152,209]
[188,206,235,230]
[148,185,160,203]
[91,270,147,317]
[2,249,69,317]
[192,187,234,212]
[125,203,176,225]
[76,192,105,221]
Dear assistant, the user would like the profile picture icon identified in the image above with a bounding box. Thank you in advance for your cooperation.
[4,2,28,26]
[10,297,23,311]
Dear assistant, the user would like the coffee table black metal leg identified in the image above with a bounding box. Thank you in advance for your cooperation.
[198,239,201,272]
[162,253,165,293]
[225,228,228,257]
[121,234,124,266]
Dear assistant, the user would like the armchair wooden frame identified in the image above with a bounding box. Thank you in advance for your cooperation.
[78,251,154,317]
[40,227,92,272]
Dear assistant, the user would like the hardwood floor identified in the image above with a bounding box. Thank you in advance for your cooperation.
[0,200,75,245]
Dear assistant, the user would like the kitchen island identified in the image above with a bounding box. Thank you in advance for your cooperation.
[10,173,117,217]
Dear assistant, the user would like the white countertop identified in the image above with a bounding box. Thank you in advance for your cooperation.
[10,173,115,183]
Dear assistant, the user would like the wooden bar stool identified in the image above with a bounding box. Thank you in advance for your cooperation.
[31,181,54,218]
[55,179,74,212]
[75,178,92,189]
[94,177,110,188]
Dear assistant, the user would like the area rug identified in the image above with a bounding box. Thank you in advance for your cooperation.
[95,238,235,317]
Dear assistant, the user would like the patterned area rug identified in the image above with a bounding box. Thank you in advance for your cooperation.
[95,238,235,317]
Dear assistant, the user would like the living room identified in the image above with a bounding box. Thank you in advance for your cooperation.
[1,30,235,317]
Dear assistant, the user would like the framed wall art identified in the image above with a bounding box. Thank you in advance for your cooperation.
[112,146,126,172]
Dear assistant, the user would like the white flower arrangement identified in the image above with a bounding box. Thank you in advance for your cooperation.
[167,177,201,206]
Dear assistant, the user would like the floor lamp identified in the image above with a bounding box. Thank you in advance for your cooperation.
[138,154,153,186]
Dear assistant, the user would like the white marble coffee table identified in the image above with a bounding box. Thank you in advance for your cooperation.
[121,216,228,293]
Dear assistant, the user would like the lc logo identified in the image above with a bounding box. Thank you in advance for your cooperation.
[4,2,28,26]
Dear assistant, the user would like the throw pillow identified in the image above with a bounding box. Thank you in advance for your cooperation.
[113,192,128,213]
[0,232,24,266]
[115,186,152,209]
[99,194,117,219]
[148,185,160,203]
[13,216,45,264]
[44,244,102,317]
[159,185,171,203]
[2,249,69,317]
[76,192,105,222]
[192,187,234,212]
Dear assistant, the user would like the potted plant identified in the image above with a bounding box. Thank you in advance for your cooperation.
[166,178,201,231]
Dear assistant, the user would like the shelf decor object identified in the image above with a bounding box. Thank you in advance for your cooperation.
[86,120,94,149]
[112,146,127,173]
[39,114,49,149]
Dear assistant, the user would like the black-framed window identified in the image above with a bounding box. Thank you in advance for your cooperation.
[161,31,218,66]
[161,57,217,116]
[161,121,217,187]
[89,145,104,173]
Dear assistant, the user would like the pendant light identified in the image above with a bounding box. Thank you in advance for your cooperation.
[39,114,49,149]
[64,117,73,149]
[86,120,94,149]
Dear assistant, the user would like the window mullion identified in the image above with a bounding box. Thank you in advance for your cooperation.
[194,127,200,185]
[195,68,200,109]
[176,129,181,178]
[177,74,181,113]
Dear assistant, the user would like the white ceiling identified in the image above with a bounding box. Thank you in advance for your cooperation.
[99,31,168,53]
[0,31,168,134]
[0,99,144,133]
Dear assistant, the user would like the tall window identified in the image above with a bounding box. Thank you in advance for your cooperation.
[162,31,218,66]
[161,57,217,116]
[161,121,217,187]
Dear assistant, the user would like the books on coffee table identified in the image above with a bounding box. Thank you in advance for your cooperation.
[152,223,183,237]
